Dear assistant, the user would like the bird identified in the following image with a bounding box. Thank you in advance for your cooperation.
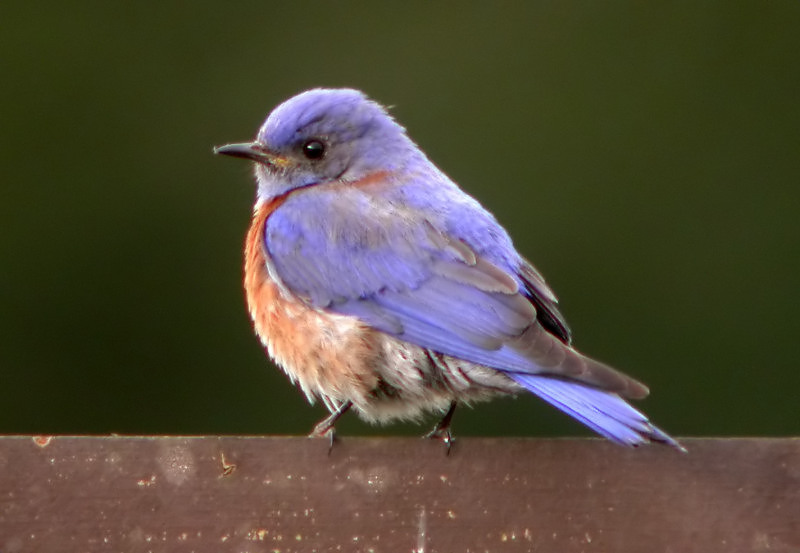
[214,88,683,451]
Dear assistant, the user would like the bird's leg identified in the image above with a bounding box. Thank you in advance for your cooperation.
[309,400,353,449]
[425,401,458,454]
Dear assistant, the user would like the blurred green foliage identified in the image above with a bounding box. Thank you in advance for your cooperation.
[1,2,798,438]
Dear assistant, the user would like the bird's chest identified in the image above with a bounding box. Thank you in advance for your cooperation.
[243,200,380,406]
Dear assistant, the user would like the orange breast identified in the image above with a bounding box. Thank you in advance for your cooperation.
[243,198,381,410]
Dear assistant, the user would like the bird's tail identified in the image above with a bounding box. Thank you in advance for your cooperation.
[509,373,685,451]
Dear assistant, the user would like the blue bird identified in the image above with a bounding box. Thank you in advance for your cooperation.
[216,88,684,451]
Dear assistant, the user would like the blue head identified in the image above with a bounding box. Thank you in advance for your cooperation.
[216,88,421,202]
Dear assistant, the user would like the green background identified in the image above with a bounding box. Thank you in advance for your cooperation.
[2,3,798,439]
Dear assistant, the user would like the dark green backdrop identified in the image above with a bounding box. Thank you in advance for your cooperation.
[2,3,798,439]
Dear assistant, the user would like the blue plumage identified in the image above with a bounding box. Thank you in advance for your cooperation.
[217,88,682,449]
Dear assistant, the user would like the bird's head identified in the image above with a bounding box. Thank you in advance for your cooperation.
[215,88,417,201]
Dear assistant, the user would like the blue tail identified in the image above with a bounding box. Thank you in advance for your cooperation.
[510,373,685,451]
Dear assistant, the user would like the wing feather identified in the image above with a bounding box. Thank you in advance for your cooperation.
[265,187,642,397]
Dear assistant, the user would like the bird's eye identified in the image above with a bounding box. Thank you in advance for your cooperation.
[302,139,326,160]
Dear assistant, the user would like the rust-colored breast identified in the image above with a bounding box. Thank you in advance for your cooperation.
[243,197,380,410]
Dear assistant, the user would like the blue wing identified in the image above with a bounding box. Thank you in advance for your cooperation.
[267,187,548,367]
[265,186,676,446]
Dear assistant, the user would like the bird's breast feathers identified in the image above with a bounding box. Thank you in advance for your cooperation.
[244,192,384,412]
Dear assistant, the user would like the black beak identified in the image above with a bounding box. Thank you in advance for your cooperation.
[214,142,281,165]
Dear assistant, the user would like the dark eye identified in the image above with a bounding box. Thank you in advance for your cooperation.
[302,139,326,160]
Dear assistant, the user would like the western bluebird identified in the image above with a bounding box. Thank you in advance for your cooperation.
[215,88,683,450]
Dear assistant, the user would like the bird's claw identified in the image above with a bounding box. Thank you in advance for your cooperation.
[424,401,458,455]
[309,401,352,454]
[424,425,455,455]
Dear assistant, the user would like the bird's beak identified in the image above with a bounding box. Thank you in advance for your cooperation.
[213,142,289,167]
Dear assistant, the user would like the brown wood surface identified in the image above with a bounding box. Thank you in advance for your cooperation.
[0,437,798,552]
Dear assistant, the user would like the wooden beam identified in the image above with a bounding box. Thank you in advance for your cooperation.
[0,437,797,552]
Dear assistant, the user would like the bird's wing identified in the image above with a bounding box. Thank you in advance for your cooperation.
[518,259,572,344]
[265,187,644,398]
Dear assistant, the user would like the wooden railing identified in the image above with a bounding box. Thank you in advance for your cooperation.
[0,437,797,552]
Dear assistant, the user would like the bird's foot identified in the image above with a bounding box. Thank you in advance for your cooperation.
[424,401,458,455]
[309,400,352,454]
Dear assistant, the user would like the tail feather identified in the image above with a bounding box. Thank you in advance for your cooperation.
[510,373,685,451]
